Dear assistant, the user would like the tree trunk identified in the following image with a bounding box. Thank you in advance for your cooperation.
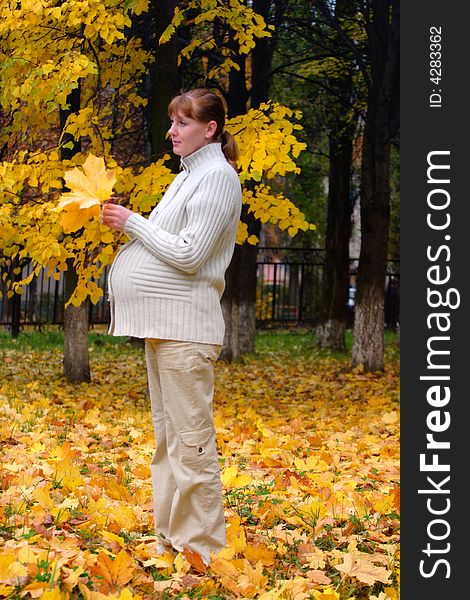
[351,0,399,371]
[221,32,249,361]
[221,0,277,360]
[251,0,275,108]
[316,118,354,351]
[60,83,91,382]
[316,0,356,352]
[27,273,37,325]
[63,261,90,382]
[147,0,181,169]
[10,260,22,338]
[220,211,260,360]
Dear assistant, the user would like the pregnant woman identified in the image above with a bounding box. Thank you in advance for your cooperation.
[102,88,242,566]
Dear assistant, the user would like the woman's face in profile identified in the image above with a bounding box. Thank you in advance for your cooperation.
[168,111,216,157]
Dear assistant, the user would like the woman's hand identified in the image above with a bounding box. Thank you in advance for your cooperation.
[102,202,134,232]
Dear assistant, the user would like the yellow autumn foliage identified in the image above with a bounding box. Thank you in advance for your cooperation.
[160,0,273,75]
[0,0,315,305]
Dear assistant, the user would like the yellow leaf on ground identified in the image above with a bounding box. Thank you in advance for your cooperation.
[221,464,252,489]
[100,530,125,549]
[226,515,247,554]
[183,547,207,574]
[238,560,268,597]
[243,543,276,566]
[336,553,392,585]
[62,566,86,592]
[305,569,332,585]
[107,505,139,530]
[42,589,69,600]
[0,554,28,586]
[92,550,135,590]
[117,589,141,600]
[32,485,55,510]
[79,584,142,600]
[259,577,310,600]
[313,588,340,600]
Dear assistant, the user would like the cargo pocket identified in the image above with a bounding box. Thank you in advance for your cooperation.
[180,426,216,471]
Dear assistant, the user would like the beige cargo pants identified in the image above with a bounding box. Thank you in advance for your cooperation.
[145,339,226,566]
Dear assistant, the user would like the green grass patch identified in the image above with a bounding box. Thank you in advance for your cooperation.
[255,327,399,362]
[0,324,399,365]
[0,325,130,352]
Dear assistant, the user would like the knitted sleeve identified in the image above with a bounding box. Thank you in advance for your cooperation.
[123,168,240,274]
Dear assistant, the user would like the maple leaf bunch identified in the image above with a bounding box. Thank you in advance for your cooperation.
[58,154,117,233]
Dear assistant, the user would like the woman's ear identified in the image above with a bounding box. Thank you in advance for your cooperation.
[205,120,218,140]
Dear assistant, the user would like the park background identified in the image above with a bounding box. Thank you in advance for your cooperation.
[0,1,400,599]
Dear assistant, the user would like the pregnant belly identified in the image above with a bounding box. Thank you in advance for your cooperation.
[109,242,194,303]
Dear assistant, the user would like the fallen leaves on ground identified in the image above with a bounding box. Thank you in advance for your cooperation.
[0,337,399,599]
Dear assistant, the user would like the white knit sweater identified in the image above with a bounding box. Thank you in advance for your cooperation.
[107,143,242,344]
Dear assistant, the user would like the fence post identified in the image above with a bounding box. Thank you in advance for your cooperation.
[271,262,277,321]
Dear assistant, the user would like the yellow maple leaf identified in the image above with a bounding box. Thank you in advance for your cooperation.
[107,504,139,530]
[58,154,116,233]
[238,560,268,596]
[0,555,28,586]
[42,589,69,600]
[62,566,86,593]
[59,154,117,208]
[258,577,310,600]
[183,547,207,574]
[226,515,247,554]
[305,569,332,585]
[336,553,392,585]
[117,590,140,600]
[91,550,135,590]
[221,464,252,489]
[209,557,234,575]
[53,457,83,492]
[32,484,55,510]
[173,552,190,575]
[313,588,340,600]
[210,557,242,592]
[78,584,140,600]
[100,530,125,549]
[243,543,277,566]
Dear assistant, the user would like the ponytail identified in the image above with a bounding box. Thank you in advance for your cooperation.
[220,130,239,171]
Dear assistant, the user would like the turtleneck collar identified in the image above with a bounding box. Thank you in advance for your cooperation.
[180,142,226,173]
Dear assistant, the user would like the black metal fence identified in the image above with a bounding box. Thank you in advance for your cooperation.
[0,264,111,330]
[0,248,400,330]
[256,248,399,330]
